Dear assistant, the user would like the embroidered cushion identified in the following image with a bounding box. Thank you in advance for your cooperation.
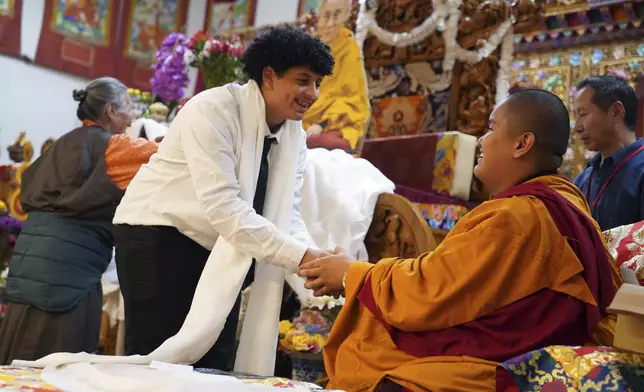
[604,221,644,285]
[497,346,644,392]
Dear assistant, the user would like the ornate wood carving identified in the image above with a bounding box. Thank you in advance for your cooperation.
[512,0,545,33]
[347,1,360,33]
[364,193,437,263]
[542,0,589,16]
[455,51,500,137]
[448,0,546,138]
[363,0,439,68]
[363,0,543,68]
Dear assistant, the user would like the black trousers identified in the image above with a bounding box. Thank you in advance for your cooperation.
[115,225,241,370]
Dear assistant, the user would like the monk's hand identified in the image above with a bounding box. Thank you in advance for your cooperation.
[306,124,323,137]
[302,246,343,277]
[298,253,354,297]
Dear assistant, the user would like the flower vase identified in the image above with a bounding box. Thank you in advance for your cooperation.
[287,351,325,384]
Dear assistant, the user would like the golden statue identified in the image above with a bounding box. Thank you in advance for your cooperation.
[6,131,33,221]
[41,138,55,155]
[144,102,170,123]
[303,0,370,154]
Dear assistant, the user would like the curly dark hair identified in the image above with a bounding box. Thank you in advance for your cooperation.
[241,26,335,86]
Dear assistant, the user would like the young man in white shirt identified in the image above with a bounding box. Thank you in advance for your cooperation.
[113,26,335,371]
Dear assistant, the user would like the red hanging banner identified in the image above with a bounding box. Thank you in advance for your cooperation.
[35,0,120,79]
[0,0,22,58]
[115,0,189,91]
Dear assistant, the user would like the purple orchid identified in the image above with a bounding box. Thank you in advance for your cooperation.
[150,33,191,104]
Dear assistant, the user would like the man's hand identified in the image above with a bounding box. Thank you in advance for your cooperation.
[306,124,323,137]
[299,248,329,266]
[298,252,355,297]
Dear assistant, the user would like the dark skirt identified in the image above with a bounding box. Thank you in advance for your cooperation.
[0,282,102,365]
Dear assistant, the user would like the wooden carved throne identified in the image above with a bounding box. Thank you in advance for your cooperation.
[365,193,437,262]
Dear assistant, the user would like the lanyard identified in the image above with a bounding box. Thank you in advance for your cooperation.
[585,144,644,212]
[82,120,99,127]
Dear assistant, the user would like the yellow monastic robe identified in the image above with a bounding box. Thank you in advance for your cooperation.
[303,27,370,152]
[323,175,621,392]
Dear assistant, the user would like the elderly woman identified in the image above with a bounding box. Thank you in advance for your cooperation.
[0,77,158,363]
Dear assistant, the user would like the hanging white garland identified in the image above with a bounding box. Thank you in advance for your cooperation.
[495,23,514,105]
[356,0,449,48]
[356,0,514,104]
[430,0,462,92]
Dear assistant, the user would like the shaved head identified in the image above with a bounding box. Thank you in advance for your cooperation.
[504,89,571,171]
[475,89,571,194]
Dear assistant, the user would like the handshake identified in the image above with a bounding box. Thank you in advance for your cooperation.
[297,247,355,298]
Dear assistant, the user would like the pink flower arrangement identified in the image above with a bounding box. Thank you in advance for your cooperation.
[202,38,245,58]
[184,31,246,89]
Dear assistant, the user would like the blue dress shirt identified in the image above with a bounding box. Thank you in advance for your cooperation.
[573,138,644,231]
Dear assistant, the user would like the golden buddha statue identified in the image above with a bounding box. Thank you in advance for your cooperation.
[303,0,370,154]
[6,131,33,221]
[145,102,170,123]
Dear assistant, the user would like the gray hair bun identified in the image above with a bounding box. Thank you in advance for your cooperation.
[73,89,87,102]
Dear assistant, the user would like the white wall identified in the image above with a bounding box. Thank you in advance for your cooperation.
[0,0,299,164]
[255,0,298,26]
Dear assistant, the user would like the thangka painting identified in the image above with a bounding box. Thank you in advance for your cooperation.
[50,0,111,45]
[35,0,119,79]
[0,0,14,16]
[115,0,188,90]
[297,0,321,16]
[367,60,450,137]
[0,0,21,57]
[205,0,256,36]
[124,0,184,62]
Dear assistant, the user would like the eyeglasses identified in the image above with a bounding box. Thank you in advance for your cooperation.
[115,101,134,116]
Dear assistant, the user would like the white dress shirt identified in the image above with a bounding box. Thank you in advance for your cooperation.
[113,86,310,273]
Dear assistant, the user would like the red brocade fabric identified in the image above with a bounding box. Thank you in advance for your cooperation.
[360,134,439,194]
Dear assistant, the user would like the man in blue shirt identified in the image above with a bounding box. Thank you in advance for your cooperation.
[573,75,644,230]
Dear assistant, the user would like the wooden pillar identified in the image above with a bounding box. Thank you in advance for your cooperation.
[447,62,463,132]
[635,74,644,138]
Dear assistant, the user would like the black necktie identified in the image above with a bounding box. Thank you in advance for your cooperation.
[243,137,276,288]
[253,137,275,216]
